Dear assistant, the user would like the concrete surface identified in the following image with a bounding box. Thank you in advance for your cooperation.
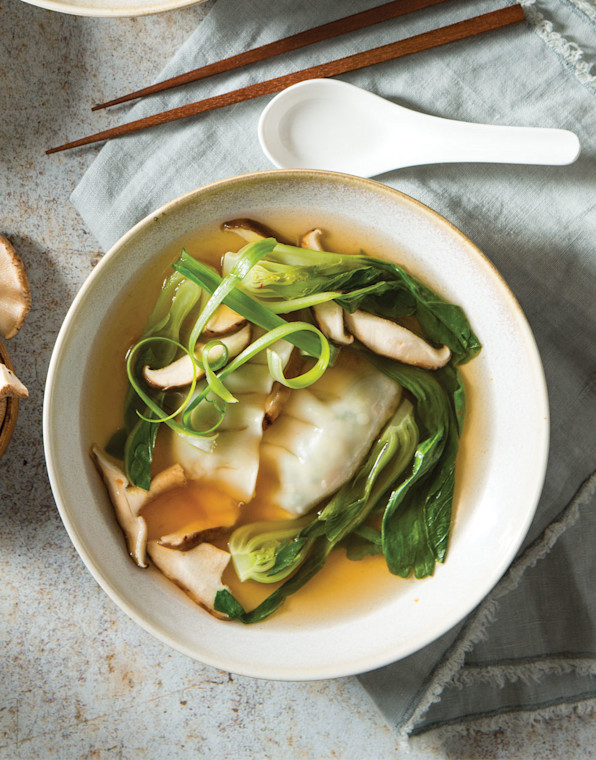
[1,1,594,757]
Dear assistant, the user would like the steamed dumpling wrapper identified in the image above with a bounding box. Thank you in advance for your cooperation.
[171,335,294,502]
[261,352,402,515]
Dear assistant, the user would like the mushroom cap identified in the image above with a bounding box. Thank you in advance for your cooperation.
[147,541,231,619]
[0,340,20,460]
[203,305,247,337]
[0,363,28,399]
[0,235,31,340]
[299,228,325,251]
[221,218,290,245]
[157,526,225,551]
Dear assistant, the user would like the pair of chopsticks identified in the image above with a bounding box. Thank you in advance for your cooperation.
[46,2,525,155]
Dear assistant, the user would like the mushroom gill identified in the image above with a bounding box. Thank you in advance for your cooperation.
[0,235,31,341]
[91,446,186,567]
[147,541,231,619]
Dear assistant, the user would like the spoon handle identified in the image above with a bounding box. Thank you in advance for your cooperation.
[401,116,580,168]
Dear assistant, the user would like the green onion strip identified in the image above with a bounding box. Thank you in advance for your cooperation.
[126,240,331,440]
[187,238,277,356]
[181,321,330,427]
[125,336,223,438]
[200,341,238,405]
[259,290,343,314]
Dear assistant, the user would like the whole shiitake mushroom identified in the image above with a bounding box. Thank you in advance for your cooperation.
[0,234,31,459]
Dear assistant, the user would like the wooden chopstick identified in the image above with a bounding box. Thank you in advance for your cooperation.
[92,0,455,111]
[47,6,525,155]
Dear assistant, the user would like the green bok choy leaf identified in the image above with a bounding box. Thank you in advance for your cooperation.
[119,272,202,490]
[216,397,420,623]
[365,355,465,578]
[119,242,333,490]
[223,244,481,365]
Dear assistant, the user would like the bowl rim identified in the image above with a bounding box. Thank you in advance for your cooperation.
[19,0,204,17]
[43,168,549,679]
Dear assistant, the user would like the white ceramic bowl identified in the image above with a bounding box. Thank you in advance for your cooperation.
[20,0,203,17]
[44,170,548,680]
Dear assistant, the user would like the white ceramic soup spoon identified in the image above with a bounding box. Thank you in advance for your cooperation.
[258,79,580,177]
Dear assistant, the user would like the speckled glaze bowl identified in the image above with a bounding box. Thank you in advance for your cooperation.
[19,0,204,17]
[44,170,548,679]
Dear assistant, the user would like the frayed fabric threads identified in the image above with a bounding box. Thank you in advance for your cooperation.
[564,0,596,25]
[450,658,596,689]
[521,0,596,90]
[421,697,596,737]
[401,472,596,736]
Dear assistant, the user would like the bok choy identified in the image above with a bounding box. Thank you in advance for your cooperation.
[101,221,482,626]
[223,243,481,365]
[117,272,202,490]
[215,398,420,623]
[117,242,332,490]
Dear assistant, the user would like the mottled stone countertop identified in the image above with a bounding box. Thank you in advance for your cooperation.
[0,2,593,758]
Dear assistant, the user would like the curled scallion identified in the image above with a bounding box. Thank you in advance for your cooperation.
[187,238,276,356]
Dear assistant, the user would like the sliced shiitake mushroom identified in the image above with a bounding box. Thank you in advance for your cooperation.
[221,218,290,245]
[158,526,229,552]
[263,347,303,429]
[263,382,292,430]
[147,541,231,619]
[143,324,251,390]
[299,228,325,251]
[203,304,247,337]
[344,310,451,369]
[299,228,354,347]
[91,446,186,568]
[312,301,354,347]
[0,235,31,340]
[0,363,28,399]
[0,340,22,460]
[300,226,449,367]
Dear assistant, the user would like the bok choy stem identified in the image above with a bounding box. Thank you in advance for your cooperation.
[123,273,202,489]
[224,243,481,365]
[122,244,333,489]
[216,397,420,623]
[173,250,337,361]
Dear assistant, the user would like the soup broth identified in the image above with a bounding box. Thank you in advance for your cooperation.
[85,215,470,625]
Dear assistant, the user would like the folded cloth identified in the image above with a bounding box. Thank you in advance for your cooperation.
[71,0,596,735]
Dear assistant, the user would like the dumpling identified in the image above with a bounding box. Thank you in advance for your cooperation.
[260,352,401,515]
[170,334,293,503]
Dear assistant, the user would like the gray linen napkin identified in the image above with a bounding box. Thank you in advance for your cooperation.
[71,0,596,734]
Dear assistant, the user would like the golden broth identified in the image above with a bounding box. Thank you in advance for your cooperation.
[85,216,468,624]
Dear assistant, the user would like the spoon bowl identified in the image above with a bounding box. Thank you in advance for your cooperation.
[258,79,580,176]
